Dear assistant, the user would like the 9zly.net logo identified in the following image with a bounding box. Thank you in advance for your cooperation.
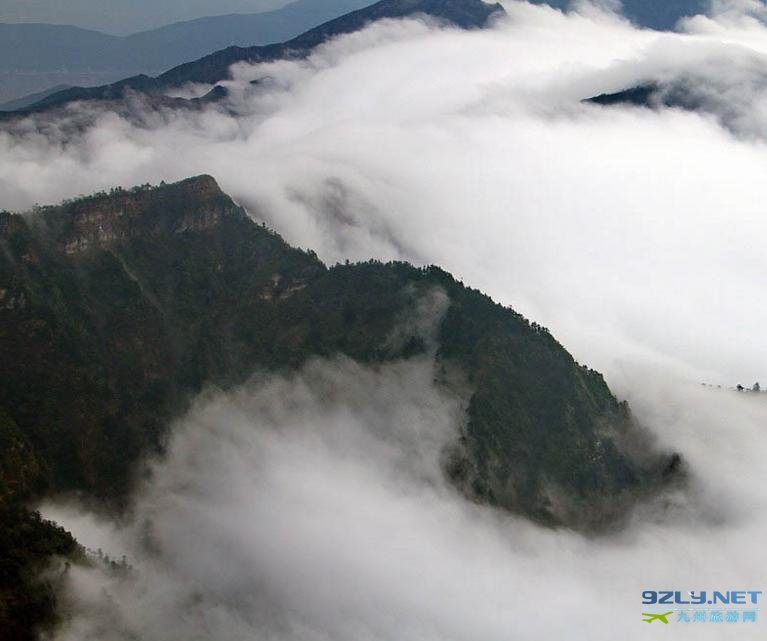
[642,591,762,625]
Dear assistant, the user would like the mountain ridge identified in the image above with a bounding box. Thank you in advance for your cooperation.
[1,174,678,516]
[529,0,707,30]
[0,0,290,36]
[0,0,373,105]
[0,174,681,638]
[5,0,504,117]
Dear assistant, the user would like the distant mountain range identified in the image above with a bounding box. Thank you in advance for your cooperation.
[531,0,707,31]
[0,85,72,112]
[1,0,744,110]
[0,0,288,35]
[2,0,504,117]
[0,0,372,105]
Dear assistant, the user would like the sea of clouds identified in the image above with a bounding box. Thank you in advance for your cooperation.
[3,1,765,638]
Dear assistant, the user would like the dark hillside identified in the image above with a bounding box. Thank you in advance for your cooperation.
[0,175,679,636]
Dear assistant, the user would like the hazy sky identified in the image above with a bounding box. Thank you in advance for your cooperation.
[0,0,292,34]
[4,1,767,638]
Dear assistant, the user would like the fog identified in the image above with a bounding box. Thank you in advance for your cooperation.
[3,0,764,638]
[43,359,767,641]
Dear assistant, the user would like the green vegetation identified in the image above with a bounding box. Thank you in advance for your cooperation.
[0,175,677,637]
[0,411,81,641]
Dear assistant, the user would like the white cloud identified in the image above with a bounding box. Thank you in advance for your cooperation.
[4,4,767,637]
[45,358,767,641]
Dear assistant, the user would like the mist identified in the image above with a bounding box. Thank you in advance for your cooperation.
[3,0,765,638]
[43,358,767,641]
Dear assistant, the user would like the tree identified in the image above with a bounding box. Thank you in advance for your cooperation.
[754,382,761,392]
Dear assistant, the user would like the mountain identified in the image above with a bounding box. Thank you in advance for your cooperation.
[0,85,72,112]
[0,0,288,35]
[585,77,752,136]
[531,0,707,31]
[0,0,373,105]
[588,83,661,108]
[0,175,675,522]
[620,0,705,29]
[9,0,505,116]
[155,0,504,87]
[126,0,373,66]
[0,175,679,638]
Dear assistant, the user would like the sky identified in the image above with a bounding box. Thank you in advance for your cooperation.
[2,0,767,638]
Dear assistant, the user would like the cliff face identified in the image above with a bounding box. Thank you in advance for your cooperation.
[0,176,677,635]
[1,176,323,498]
[31,176,237,255]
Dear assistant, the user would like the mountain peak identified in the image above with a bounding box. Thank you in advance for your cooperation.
[299,0,504,32]
[1,174,679,530]
[27,175,242,255]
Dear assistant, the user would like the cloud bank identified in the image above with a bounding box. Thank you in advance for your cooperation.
[3,1,763,638]
[44,357,767,641]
